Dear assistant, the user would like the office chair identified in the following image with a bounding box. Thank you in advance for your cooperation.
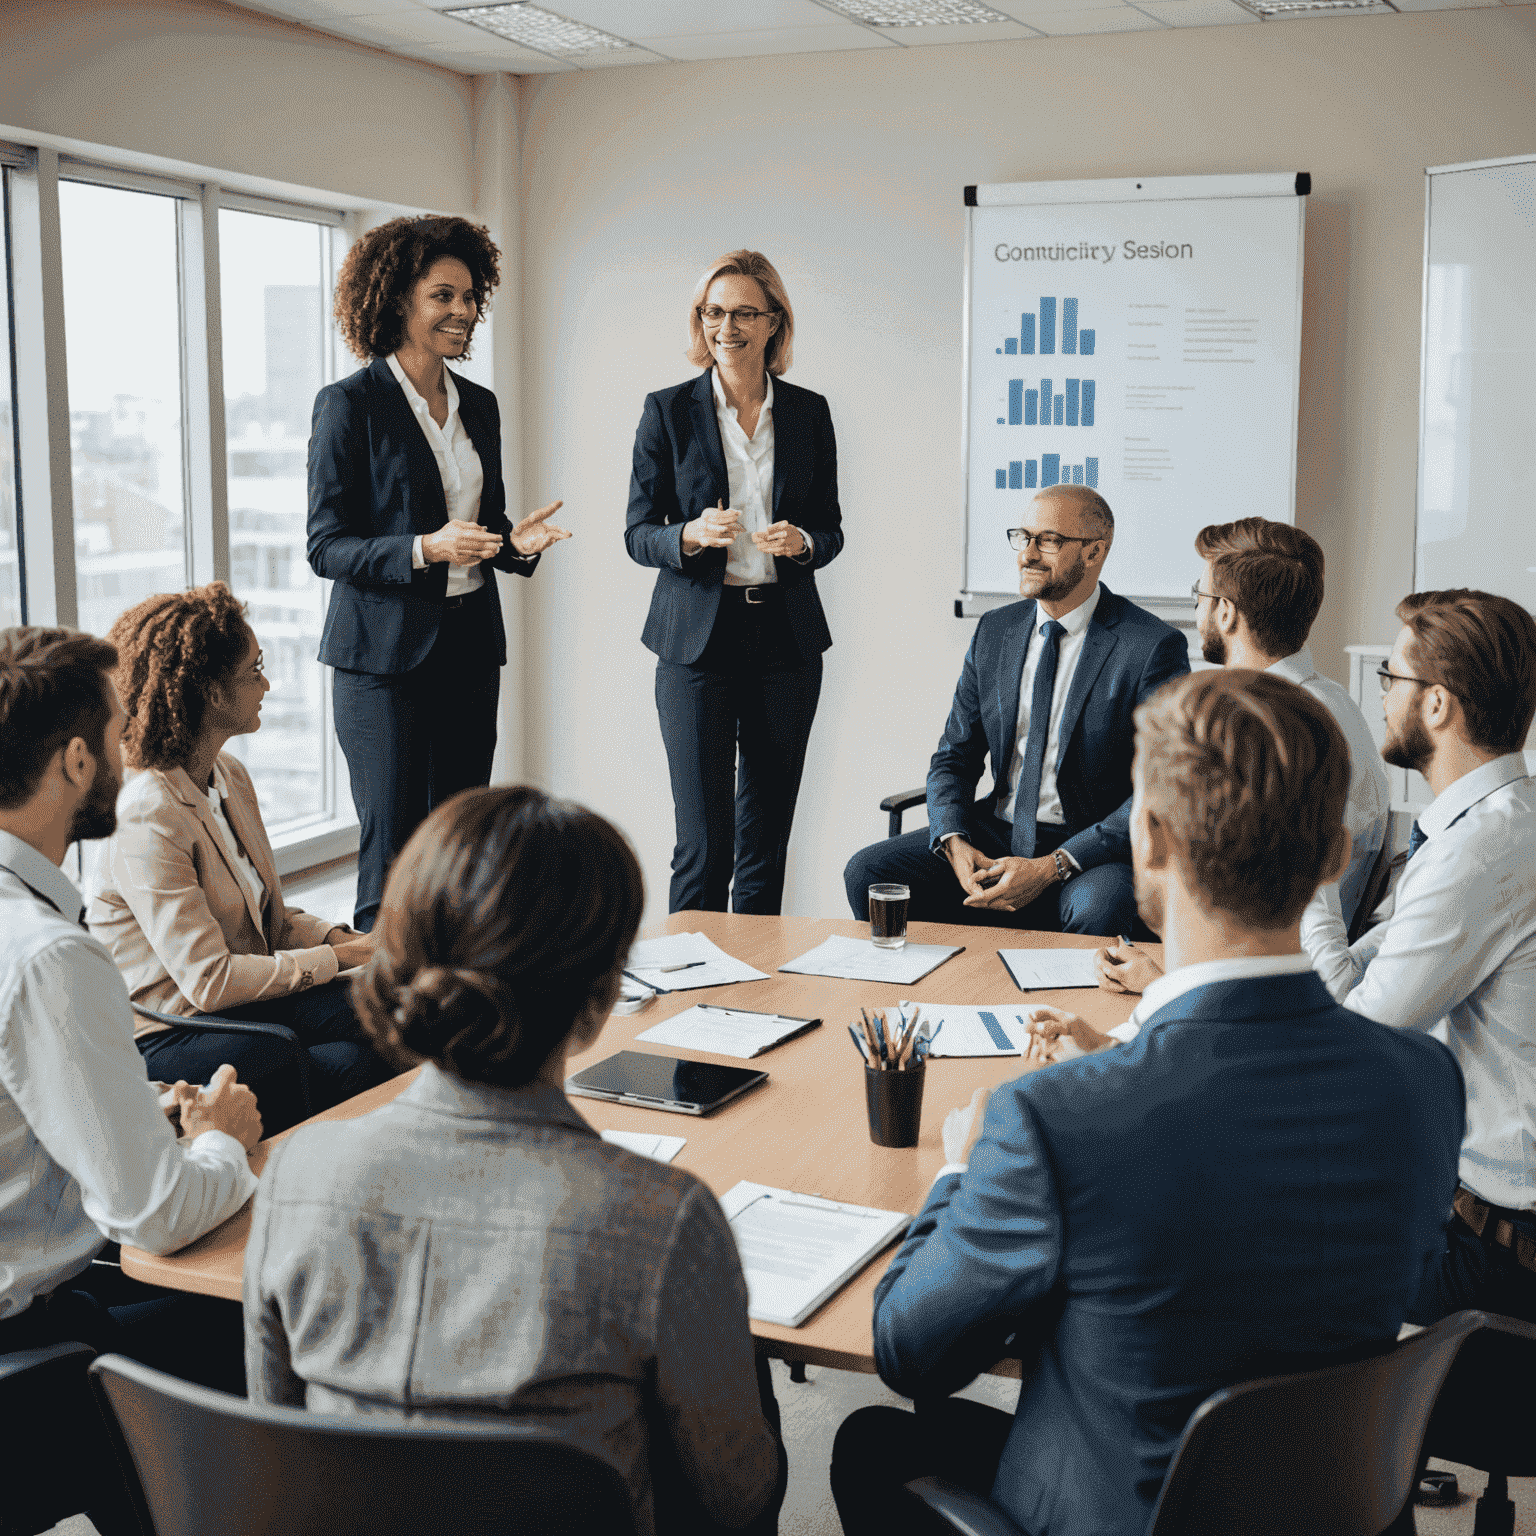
[130,1001,312,1120]
[1416,1311,1536,1536]
[0,1341,113,1536]
[903,1308,1486,1536]
[879,787,927,840]
[90,1353,639,1536]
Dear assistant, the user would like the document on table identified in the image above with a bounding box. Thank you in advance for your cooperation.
[884,1003,1036,1058]
[778,934,963,986]
[720,1182,910,1328]
[636,1005,820,1060]
[998,948,1101,991]
[623,932,770,993]
[600,1129,686,1164]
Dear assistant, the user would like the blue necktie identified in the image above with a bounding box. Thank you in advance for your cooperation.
[1012,620,1066,857]
[1407,820,1427,860]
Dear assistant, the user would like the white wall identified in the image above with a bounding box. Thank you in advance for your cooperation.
[514,6,1536,924]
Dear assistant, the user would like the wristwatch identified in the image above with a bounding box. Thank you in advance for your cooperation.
[1052,849,1074,883]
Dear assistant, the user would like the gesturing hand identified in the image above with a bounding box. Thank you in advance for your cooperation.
[1096,939,1163,995]
[509,500,572,556]
[423,519,503,565]
[751,520,806,559]
[1025,1006,1114,1064]
[680,500,743,554]
[180,1063,263,1151]
[942,1086,992,1166]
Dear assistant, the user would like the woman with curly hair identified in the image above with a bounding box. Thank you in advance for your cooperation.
[244,785,786,1536]
[87,583,392,1134]
[308,214,571,931]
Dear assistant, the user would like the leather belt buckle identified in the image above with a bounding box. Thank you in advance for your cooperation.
[744,586,768,605]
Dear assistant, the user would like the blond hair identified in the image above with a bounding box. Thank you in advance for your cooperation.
[685,250,795,376]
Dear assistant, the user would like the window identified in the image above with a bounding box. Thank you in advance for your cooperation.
[59,180,188,639]
[219,208,342,833]
[1,169,20,629]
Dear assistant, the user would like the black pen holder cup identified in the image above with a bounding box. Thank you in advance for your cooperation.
[864,1060,926,1149]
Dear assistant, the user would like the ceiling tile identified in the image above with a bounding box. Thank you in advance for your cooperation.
[989,0,1138,16]
[877,17,1044,40]
[425,45,575,67]
[1024,4,1164,29]
[318,0,439,14]
[633,22,899,57]
[1391,0,1500,9]
[345,9,485,40]
[1131,0,1257,23]
[465,1,845,33]
[566,44,676,64]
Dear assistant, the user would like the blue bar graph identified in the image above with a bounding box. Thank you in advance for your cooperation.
[1039,379,1052,425]
[1080,329,1095,356]
[995,455,1101,490]
[1071,464,1083,485]
[1053,394,1064,426]
[1025,460,1038,488]
[1041,453,1061,488]
[1000,299,1093,360]
[1008,461,1023,490]
[1021,313,1035,354]
[1008,379,1023,426]
[1065,378,1079,427]
[1004,373,1095,430]
[1039,297,1056,355]
[1086,457,1098,487]
[1003,337,1017,355]
[1062,297,1077,355]
[1024,389,1038,426]
[1081,380,1095,428]
[995,468,1007,489]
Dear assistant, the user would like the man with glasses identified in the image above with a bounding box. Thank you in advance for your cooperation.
[843,485,1188,935]
[1096,517,1389,1001]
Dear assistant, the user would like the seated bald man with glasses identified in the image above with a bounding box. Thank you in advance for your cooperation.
[844,486,1188,935]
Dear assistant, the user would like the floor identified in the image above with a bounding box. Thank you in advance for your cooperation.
[51,857,1525,1534]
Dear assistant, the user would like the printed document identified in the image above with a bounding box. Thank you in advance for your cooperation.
[600,1129,686,1164]
[779,935,962,986]
[624,932,770,993]
[636,1005,818,1060]
[998,948,1101,990]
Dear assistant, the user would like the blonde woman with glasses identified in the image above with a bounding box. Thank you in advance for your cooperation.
[625,250,844,915]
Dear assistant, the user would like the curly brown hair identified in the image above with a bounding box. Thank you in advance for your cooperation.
[108,584,250,771]
[333,215,501,362]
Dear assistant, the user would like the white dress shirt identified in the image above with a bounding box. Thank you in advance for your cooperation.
[206,761,267,921]
[1001,583,1103,826]
[1263,648,1391,998]
[389,354,487,599]
[1340,754,1536,1211]
[0,830,257,1320]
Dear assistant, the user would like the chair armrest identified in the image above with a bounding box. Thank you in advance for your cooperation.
[904,1477,1030,1536]
[0,1341,96,1384]
[879,787,927,839]
[130,1003,298,1044]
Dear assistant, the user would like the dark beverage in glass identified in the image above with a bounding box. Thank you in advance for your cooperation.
[868,883,910,950]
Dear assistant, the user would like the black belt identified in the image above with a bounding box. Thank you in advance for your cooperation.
[722,585,779,606]
[1455,1186,1536,1273]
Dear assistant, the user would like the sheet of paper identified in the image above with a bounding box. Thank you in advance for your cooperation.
[720,1182,910,1328]
[624,932,770,992]
[883,1003,1037,1058]
[636,1005,816,1060]
[600,1129,686,1163]
[998,948,1101,990]
[778,934,962,986]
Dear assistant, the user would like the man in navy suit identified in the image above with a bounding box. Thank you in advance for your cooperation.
[830,670,1464,1536]
[843,486,1188,936]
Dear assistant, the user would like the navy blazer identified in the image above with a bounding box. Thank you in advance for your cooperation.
[927,585,1188,870]
[873,972,1465,1536]
[306,357,538,676]
[624,370,844,665]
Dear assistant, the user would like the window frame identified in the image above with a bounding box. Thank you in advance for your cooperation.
[3,142,359,876]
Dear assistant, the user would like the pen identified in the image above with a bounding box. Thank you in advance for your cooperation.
[657,960,706,974]
[848,1024,871,1063]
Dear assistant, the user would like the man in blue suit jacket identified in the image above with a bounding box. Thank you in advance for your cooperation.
[845,486,1188,935]
[831,671,1464,1536]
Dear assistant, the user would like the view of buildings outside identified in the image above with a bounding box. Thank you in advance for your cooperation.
[219,208,338,833]
[59,181,187,644]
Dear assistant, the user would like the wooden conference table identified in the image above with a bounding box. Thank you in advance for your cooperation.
[123,913,1148,1375]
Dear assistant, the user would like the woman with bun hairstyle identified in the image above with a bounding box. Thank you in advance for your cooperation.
[243,786,786,1536]
[308,214,571,933]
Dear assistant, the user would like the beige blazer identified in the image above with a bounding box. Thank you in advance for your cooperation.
[87,753,340,1034]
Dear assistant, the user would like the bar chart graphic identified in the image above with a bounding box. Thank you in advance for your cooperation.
[996,296,1096,357]
[999,375,1096,429]
[994,456,1099,490]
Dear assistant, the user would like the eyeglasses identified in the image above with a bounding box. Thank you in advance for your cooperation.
[697,305,776,326]
[1376,664,1432,695]
[249,651,266,679]
[1006,529,1096,554]
[1191,583,1228,604]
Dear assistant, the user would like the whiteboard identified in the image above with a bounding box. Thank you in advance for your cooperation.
[962,174,1306,605]
[1417,154,1536,607]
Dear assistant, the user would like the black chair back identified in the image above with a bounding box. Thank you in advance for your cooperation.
[1145,1310,1486,1536]
[0,1341,105,1536]
[89,1353,638,1536]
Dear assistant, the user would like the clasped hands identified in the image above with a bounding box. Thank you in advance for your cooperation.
[422,500,571,565]
[680,500,805,559]
[945,836,1058,913]
[152,1063,263,1150]
[1022,941,1164,1063]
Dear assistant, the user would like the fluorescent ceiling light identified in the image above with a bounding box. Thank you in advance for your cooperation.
[1234,0,1396,14]
[444,3,635,53]
[820,0,1018,24]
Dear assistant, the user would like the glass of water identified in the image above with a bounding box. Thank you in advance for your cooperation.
[868,883,910,950]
